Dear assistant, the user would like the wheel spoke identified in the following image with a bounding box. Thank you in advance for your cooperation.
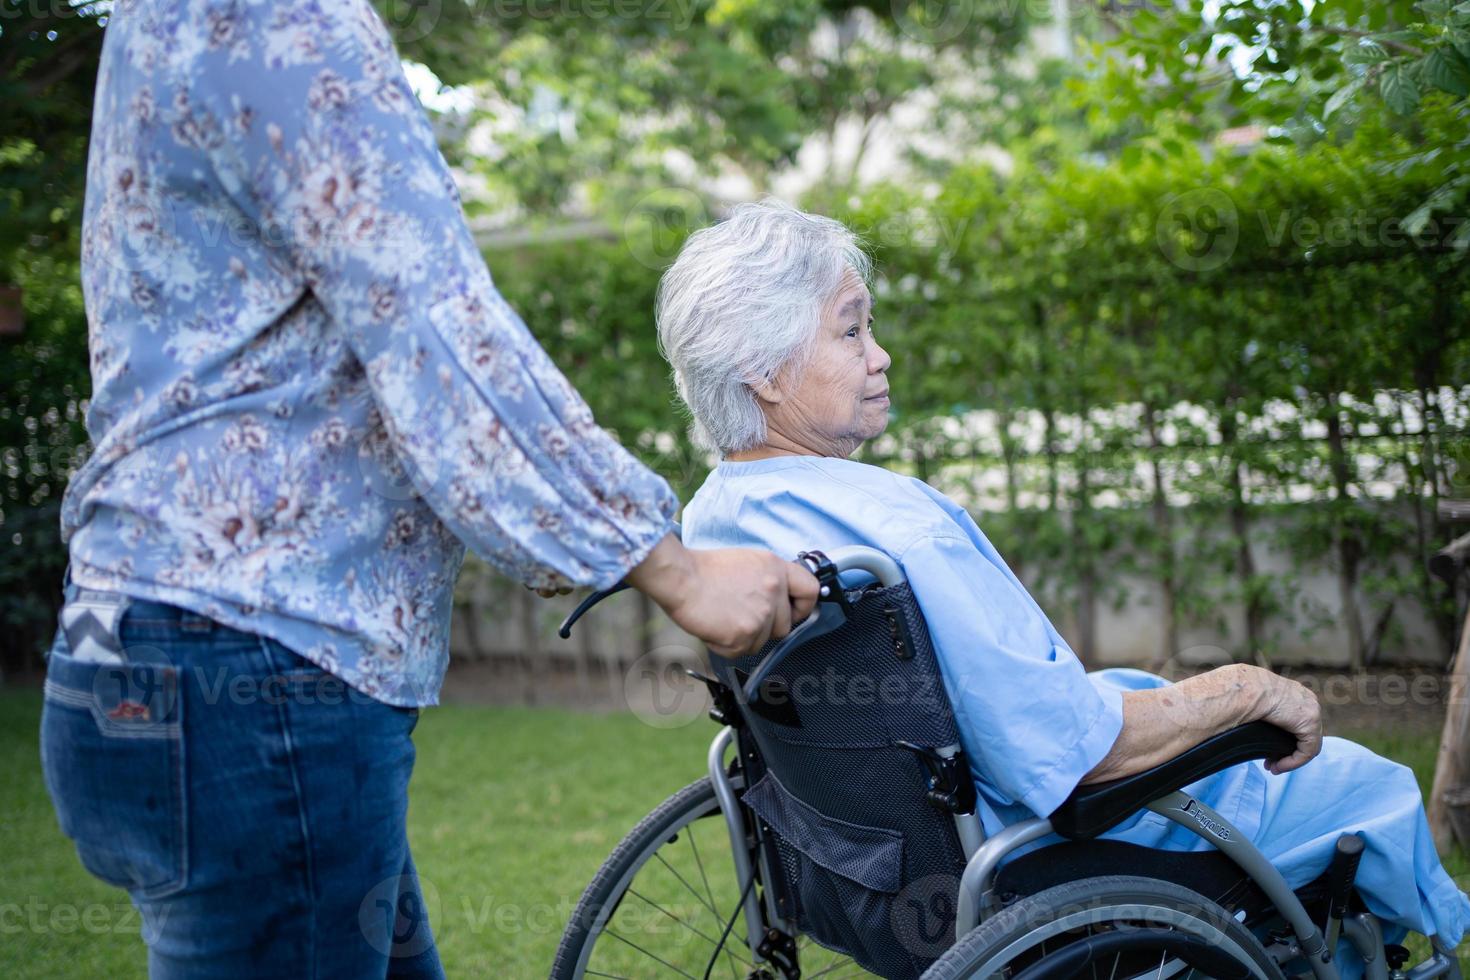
[653,850,722,921]
[603,927,701,980]
[683,822,740,980]
[1118,958,1186,980]
[686,826,721,921]
[623,888,754,966]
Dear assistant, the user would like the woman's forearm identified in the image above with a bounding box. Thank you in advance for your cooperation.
[1081,663,1323,784]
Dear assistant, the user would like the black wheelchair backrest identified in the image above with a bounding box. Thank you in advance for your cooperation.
[709,551,972,980]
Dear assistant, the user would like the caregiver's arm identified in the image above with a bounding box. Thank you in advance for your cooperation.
[1081,664,1323,783]
[193,0,815,655]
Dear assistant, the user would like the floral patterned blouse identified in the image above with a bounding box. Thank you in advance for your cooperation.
[62,0,678,705]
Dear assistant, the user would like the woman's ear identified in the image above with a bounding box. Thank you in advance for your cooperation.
[750,372,787,406]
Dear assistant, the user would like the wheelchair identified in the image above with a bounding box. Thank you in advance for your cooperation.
[550,545,1464,980]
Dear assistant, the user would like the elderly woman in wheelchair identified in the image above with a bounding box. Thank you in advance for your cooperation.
[550,200,1469,980]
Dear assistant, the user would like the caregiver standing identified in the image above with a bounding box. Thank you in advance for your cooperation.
[42,2,817,977]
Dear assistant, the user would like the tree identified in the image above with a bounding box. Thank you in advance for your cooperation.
[0,2,105,677]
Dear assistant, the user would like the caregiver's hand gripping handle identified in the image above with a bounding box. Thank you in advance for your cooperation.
[558,531,820,658]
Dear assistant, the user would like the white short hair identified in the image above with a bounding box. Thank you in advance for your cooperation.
[655,199,872,454]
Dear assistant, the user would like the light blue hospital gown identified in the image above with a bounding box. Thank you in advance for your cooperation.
[682,455,1470,951]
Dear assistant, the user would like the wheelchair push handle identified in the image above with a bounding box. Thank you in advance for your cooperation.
[556,538,904,672]
[809,545,905,589]
[740,546,905,705]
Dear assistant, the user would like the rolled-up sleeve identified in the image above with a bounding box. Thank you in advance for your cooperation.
[896,533,1124,819]
[194,0,676,588]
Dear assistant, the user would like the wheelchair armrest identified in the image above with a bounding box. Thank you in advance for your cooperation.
[1048,721,1297,841]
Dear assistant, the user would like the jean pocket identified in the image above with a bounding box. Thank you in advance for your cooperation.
[40,641,187,898]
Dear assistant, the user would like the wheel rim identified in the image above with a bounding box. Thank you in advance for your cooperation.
[965,902,1272,980]
[571,785,880,980]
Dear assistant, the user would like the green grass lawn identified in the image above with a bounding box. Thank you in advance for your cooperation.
[2,688,1466,979]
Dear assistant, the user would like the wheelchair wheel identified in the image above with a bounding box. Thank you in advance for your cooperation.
[551,777,878,980]
[922,876,1286,980]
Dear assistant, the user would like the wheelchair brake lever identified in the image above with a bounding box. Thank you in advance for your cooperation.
[556,523,681,639]
[557,580,631,639]
[1322,832,1365,956]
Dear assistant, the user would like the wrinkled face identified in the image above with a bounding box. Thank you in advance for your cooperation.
[758,267,892,458]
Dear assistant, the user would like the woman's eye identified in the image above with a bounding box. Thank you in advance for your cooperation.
[846,325,861,338]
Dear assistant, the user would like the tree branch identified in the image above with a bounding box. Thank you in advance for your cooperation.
[1314,24,1425,58]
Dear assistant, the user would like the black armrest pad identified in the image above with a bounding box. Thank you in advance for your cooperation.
[1049,722,1297,841]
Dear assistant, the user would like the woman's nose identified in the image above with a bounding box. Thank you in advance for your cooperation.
[869,339,892,374]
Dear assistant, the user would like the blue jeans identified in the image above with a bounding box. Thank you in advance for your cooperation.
[39,591,445,979]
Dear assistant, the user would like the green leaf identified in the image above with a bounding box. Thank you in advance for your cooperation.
[1379,63,1421,113]
[1399,175,1467,238]
[1344,39,1389,65]
[1323,76,1364,118]
[1422,46,1470,95]
[1402,198,1437,237]
[1451,218,1470,249]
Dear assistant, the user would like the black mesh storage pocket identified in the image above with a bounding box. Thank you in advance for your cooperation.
[744,771,924,979]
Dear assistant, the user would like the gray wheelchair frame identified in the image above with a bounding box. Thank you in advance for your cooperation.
[694,546,1462,980]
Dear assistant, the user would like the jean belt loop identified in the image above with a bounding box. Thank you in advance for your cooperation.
[60,582,133,665]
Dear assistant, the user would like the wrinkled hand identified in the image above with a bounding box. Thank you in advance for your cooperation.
[672,549,820,658]
[628,535,820,658]
[1252,668,1323,774]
